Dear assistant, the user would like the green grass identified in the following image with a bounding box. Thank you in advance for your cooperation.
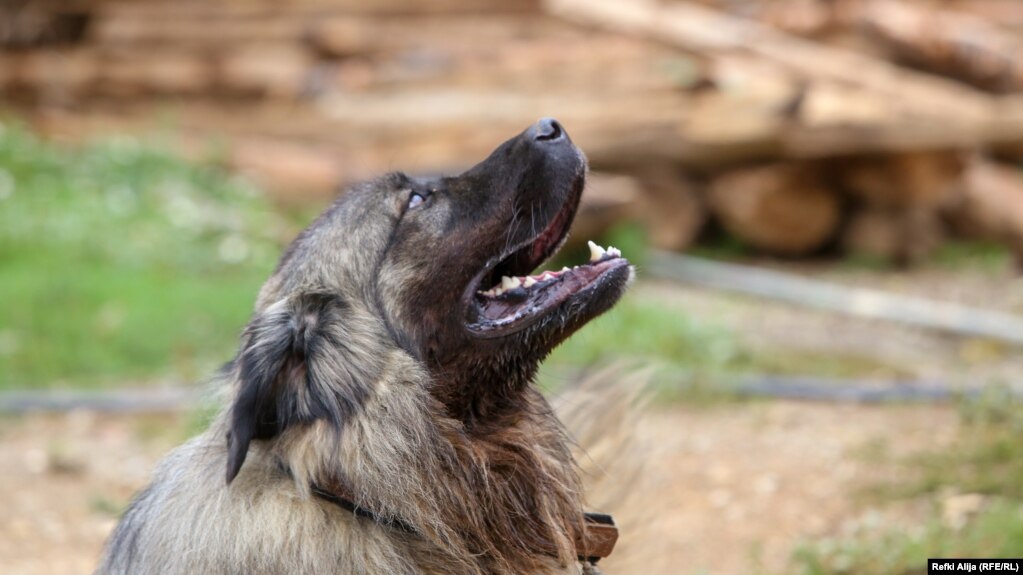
[839,240,1014,274]
[684,235,751,261]
[788,391,1023,574]
[0,123,281,389]
[546,294,742,373]
[897,389,1023,500]
[540,286,902,402]
[541,222,748,396]
[927,241,1013,273]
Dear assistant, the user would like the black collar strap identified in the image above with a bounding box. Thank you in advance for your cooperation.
[310,482,418,534]
[309,481,619,564]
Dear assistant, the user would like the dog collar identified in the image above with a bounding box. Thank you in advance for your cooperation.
[308,480,619,564]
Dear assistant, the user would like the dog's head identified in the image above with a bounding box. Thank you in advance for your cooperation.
[226,119,631,481]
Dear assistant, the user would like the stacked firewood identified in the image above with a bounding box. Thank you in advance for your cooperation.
[5,0,1023,262]
[549,0,1023,262]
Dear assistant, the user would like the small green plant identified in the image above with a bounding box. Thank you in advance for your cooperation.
[927,241,1013,273]
[89,495,127,518]
[684,235,750,261]
[839,252,897,272]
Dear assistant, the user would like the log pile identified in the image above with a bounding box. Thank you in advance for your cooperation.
[548,0,1023,261]
[6,0,1023,262]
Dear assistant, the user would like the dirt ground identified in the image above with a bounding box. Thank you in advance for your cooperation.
[603,402,957,574]
[2,264,1016,575]
[0,402,957,575]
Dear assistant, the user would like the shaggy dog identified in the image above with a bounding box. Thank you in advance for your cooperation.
[96,119,633,575]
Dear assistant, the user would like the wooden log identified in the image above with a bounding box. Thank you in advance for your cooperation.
[841,207,945,264]
[99,51,216,96]
[633,164,706,251]
[841,208,904,262]
[219,44,313,99]
[567,172,641,250]
[0,1,91,48]
[755,0,869,38]
[946,0,1023,32]
[4,50,219,99]
[708,163,840,255]
[229,139,344,201]
[97,0,541,19]
[838,151,967,209]
[5,50,214,98]
[93,12,556,54]
[836,151,964,264]
[92,13,305,45]
[945,158,1023,261]
[1,51,99,99]
[860,0,1023,93]
[306,15,562,58]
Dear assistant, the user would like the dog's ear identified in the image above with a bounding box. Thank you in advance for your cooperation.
[225,293,371,484]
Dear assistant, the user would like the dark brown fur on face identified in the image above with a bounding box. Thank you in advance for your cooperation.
[96,119,632,575]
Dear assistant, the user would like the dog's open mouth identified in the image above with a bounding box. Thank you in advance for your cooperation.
[464,190,630,337]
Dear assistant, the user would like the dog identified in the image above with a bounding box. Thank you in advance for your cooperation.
[96,118,633,575]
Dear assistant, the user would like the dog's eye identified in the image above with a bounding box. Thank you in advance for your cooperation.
[407,192,427,209]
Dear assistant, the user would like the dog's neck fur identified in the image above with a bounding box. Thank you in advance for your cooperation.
[250,349,585,575]
[433,358,540,429]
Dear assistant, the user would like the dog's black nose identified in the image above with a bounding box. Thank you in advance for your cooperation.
[531,118,564,143]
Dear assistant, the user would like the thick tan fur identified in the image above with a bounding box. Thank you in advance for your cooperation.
[99,355,585,574]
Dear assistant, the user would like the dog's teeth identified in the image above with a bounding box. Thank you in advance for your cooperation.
[607,246,621,258]
[501,276,521,290]
[561,266,570,272]
[523,276,537,288]
[587,240,606,262]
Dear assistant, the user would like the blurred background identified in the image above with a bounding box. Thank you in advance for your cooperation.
[4,0,1023,573]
